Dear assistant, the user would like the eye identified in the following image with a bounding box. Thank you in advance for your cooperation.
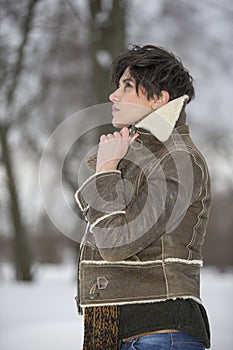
[125,82,132,88]
[124,81,133,91]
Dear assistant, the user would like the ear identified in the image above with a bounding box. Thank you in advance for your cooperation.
[151,91,170,110]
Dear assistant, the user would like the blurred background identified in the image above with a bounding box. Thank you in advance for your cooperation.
[1,0,233,280]
[0,0,233,349]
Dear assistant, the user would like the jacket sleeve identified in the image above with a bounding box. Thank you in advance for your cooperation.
[75,150,202,262]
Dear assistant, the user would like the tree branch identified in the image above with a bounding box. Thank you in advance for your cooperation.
[6,0,38,106]
[65,0,85,25]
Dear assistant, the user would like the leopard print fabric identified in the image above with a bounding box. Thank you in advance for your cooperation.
[83,305,120,350]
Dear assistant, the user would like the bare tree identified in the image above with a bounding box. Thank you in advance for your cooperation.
[89,0,126,103]
[0,0,127,273]
[0,0,38,281]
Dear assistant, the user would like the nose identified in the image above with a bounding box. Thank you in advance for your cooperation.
[109,88,120,103]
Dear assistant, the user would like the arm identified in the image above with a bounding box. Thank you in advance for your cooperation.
[76,146,202,262]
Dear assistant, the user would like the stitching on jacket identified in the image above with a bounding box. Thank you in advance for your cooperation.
[185,147,209,259]
[135,168,145,194]
[161,236,169,298]
[144,147,193,179]
[183,145,208,259]
[171,134,179,149]
[187,178,208,259]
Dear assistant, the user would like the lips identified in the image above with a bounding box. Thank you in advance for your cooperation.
[112,105,120,113]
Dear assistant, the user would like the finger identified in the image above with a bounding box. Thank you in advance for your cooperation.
[100,134,107,142]
[120,127,129,139]
[106,133,114,139]
[113,131,121,138]
[129,132,140,144]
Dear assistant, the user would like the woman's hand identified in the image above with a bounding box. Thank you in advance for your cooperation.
[96,127,139,172]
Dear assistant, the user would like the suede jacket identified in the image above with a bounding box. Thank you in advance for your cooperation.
[75,95,211,311]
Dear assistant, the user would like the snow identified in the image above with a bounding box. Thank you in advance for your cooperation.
[0,264,83,350]
[201,268,233,348]
[0,264,232,349]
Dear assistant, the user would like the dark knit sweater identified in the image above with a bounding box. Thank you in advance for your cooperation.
[119,299,210,348]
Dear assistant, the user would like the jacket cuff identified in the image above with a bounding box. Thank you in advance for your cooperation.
[75,170,126,223]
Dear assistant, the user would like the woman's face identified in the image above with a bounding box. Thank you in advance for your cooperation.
[109,68,156,128]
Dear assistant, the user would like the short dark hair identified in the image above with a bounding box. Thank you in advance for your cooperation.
[111,45,195,103]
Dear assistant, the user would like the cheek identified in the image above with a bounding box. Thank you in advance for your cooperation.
[131,93,151,108]
[112,103,152,127]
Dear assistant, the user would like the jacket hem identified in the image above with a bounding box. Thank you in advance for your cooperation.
[80,295,202,309]
[80,258,203,266]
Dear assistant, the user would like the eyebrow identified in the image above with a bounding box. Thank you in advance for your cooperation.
[121,78,134,84]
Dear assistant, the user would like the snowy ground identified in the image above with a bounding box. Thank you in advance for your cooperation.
[0,264,232,350]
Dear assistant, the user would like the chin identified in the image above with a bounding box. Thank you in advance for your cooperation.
[112,118,129,129]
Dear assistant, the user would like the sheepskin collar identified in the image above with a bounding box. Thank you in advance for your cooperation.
[135,95,189,142]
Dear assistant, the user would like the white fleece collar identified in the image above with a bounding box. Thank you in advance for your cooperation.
[135,94,189,142]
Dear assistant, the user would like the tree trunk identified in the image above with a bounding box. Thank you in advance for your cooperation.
[89,0,126,104]
[0,125,32,280]
[1,0,38,281]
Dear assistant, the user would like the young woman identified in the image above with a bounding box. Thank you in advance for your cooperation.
[75,45,211,350]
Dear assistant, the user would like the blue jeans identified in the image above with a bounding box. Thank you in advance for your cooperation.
[120,332,206,350]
